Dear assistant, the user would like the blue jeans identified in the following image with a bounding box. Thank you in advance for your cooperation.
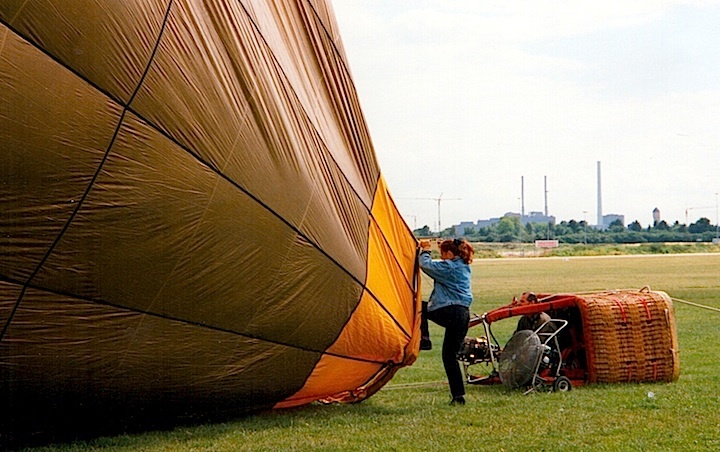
[422,302,469,398]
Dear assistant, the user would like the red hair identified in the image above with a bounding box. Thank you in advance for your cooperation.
[439,239,475,264]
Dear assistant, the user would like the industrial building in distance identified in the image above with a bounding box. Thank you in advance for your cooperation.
[453,211,555,237]
[452,162,625,237]
[452,211,625,237]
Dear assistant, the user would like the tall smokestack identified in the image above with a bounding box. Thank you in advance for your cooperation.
[597,161,602,228]
[544,175,548,217]
[521,176,525,219]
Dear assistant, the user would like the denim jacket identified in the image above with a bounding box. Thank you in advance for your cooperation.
[418,251,473,311]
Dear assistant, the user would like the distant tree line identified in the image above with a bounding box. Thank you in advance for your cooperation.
[414,216,720,244]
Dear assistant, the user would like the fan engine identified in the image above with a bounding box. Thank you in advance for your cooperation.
[457,336,497,365]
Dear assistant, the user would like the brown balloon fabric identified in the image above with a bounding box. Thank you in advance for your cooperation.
[0,0,419,441]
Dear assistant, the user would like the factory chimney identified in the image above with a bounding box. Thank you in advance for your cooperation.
[597,161,603,228]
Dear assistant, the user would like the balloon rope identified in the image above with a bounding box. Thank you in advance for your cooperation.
[671,297,720,313]
[382,380,447,390]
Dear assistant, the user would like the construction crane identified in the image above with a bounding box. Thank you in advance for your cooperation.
[685,205,714,225]
[685,198,719,243]
[404,193,461,234]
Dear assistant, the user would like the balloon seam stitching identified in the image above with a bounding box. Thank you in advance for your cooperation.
[0,4,410,310]
[0,274,389,365]
[302,2,419,334]
[0,0,176,343]
[0,2,415,348]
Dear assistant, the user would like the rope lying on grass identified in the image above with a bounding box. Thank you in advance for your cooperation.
[383,380,447,390]
[671,297,720,313]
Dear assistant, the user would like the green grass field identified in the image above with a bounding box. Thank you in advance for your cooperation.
[37,254,720,451]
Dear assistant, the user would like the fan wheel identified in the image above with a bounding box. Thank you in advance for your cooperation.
[553,376,572,392]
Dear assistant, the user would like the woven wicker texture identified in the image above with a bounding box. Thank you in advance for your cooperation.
[577,289,680,383]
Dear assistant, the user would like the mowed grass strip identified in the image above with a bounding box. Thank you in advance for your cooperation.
[39,254,720,451]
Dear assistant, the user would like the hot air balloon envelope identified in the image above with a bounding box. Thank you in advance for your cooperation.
[0,0,420,441]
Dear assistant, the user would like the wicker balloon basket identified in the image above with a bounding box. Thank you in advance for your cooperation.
[577,288,680,383]
[476,287,681,387]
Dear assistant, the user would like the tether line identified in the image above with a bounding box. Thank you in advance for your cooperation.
[671,297,720,313]
[382,380,448,390]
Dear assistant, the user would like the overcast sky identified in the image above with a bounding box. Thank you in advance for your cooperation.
[332,0,720,232]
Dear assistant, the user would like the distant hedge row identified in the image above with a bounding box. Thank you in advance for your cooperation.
[421,216,720,244]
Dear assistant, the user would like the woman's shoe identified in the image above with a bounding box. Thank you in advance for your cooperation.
[449,396,465,406]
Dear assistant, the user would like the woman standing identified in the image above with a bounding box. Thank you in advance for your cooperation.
[418,238,475,405]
